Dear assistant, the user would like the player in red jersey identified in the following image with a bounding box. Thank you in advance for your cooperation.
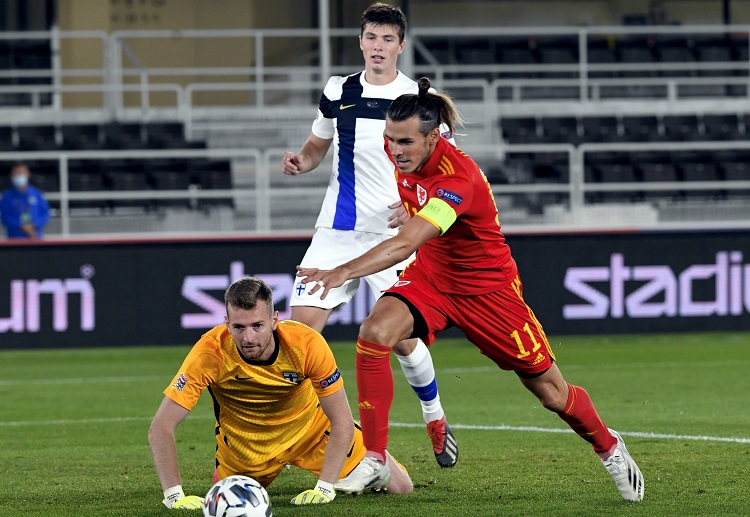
[297,77,645,502]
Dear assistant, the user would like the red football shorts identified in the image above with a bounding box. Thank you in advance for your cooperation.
[385,268,555,375]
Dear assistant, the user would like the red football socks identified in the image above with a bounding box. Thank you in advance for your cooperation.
[558,383,617,454]
[355,338,394,461]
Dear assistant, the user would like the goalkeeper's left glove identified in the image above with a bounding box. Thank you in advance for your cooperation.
[163,485,204,509]
[290,480,335,505]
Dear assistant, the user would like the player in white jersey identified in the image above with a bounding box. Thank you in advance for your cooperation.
[281,3,458,470]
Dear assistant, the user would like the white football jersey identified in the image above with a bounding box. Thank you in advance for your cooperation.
[311,71,419,235]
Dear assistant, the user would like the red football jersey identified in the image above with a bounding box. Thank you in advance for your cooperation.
[387,136,517,294]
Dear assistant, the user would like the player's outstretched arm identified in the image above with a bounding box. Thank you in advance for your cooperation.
[281,134,332,175]
[291,388,354,504]
[149,397,204,509]
[297,215,440,299]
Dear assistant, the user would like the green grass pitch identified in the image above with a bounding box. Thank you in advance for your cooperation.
[0,332,748,516]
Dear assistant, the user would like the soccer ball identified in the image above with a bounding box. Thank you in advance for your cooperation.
[203,475,272,517]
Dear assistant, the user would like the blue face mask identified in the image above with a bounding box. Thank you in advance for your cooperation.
[11,175,28,188]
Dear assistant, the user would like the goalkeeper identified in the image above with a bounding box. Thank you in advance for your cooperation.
[149,277,412,510]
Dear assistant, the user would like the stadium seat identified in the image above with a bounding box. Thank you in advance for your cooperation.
[455,38,493,64]
[657,45,697,77]
[622,115,662,141]
[685,162,721,184]
[587,44,618,79]
[104,160,149,189]
[594,163,639,202]
[731,35,749,64]
[695,45,733,77]
[531,152,569,182]
[416,38,452,65]
[61,124,104,150]
[722,161,750,181]
[188,159,233,208]
[703,113,743,140]
[103,122,146,149]
[540,116,581,144]
[25,160,60,193]
[145,122,187,148]
[639,162,678,182]
[68,164,107,210]
[597,163,638,183]
[581,115,621,142]
[0,126,14,151]
[17,125,58,150]
[663,114,702,141]
[639,162,681,202]
[499,116,541,144]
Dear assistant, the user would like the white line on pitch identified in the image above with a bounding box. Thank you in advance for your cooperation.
[0,375,169,386]
[390,422,750,444]
[1,415,748,445]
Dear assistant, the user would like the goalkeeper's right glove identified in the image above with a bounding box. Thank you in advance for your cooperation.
[163,485,204,510]
[290,480,335,505]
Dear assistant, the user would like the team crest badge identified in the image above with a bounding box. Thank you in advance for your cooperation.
[283,372,299,383]
[173,372,188,392]
[417,184,428,206]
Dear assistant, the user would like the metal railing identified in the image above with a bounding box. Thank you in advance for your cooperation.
[0,140,748,237]
[2,25,750,114]
[1,25,750,235]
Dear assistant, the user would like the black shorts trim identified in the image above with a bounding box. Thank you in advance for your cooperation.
[381,292,428,341]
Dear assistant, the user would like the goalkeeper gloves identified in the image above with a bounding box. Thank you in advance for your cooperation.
[290,480,335,505]
[163,485,204,510]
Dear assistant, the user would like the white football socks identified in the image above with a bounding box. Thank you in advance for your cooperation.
[396,338,444,424]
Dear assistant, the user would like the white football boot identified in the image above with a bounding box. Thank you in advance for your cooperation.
[601,429,645,502]
[334,456,391,495]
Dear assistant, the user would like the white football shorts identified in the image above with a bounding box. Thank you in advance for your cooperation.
[291,227,414,310]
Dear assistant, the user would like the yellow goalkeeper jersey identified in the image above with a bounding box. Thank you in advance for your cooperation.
[164,320,344,466]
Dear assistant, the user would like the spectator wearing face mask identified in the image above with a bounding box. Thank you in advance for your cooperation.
[0,162,51,239]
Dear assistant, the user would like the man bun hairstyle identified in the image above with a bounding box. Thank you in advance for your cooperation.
[387,76,464,136]
[361,2,407,42]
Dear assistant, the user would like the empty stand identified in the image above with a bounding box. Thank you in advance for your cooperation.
[581,116,621,142]
[622,115,662,141]
[17,125,58,150]
[703,114,744,140]
[540,116,580,144]
[103,123,147,149]
[499,116,540,144]
[663,114,703,141]
[62,124,104,150]
[0,126,13,151]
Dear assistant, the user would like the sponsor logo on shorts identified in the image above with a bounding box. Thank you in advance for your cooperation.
[320,368,341,389]
[436,188,463,206]
[393,280,411,287]
[173,372,188,391]
[283,371,299,383]
[532,352,546,366]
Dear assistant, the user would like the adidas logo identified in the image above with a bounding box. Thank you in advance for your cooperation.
[358,401,374,410]
[532,352,546,365]
[443,433,458,461]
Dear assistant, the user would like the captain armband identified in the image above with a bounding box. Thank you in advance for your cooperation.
[416,198,457,235]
